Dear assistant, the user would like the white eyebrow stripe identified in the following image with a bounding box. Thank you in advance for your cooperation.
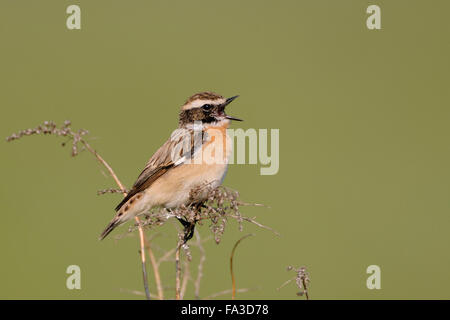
[182,98,226,110]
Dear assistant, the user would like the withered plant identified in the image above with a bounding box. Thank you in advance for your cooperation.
[277,266,311,300]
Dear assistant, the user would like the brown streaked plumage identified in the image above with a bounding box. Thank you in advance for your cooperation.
[99,91,241,240]
[183,91,224,105]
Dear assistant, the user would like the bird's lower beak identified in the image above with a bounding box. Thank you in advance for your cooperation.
[223,95,243,121]
[225,115,243,121]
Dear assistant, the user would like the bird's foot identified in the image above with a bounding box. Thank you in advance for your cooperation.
[177,217,196,244]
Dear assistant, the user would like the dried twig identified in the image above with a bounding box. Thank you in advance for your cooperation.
[146,240,164,300]
[203,288,257,300]
[180,258,191,300]
[157,247,177,266]
[136,219,150,300]
[97,188,127,195]
[175,233,184,300]
[229,215,280,236]
[230,233,254,300]
[278,266,310,300]
[119,288,157,299]
[194,231,207,299]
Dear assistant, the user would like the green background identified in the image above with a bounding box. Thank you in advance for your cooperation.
[1,0,449,299]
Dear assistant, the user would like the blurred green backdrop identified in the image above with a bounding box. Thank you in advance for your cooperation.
[1,0,449,299]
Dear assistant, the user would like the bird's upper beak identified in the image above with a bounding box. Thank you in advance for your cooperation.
[222,95,243,121]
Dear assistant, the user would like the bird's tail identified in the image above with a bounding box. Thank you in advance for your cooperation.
[99,214,125,240]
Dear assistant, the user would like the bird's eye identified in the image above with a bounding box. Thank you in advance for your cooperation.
[202,104,213,111]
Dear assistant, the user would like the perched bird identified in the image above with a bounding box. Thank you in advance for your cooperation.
[99,92,241,240]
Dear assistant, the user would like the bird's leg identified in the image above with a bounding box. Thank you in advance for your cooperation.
[176,217,196,243]
[176,202,204,244]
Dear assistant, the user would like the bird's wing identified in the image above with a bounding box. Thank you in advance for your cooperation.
[115,127,206,211]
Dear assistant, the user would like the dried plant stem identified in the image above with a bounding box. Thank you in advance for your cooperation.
[119,288,158,299]
[79,140,126,192]
[277,278,294,291]
[278,266,310,300]
[180,259,190,300]
[146,240,164,300]
[175,241,183,300]
[203,288,255,300]
[303,278,310,300]
[135,218,150,300]
[229,215,280,236]
[97,188,126,195]
[194,231,206,299]
[157,247,177,265]
[230,233,254,300]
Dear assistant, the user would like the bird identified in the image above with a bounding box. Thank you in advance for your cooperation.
[99,91,242,240]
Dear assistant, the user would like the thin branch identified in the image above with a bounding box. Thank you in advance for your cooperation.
[203,288,256,300]
[157,247,177,266]
[180,258,191,300]
[230,233,254,300]
[194,231,207,299]
[278,266,310,300]
[277,278,294,291]
[97,188,127,195]
[78,139,126,193]
[229,215,280,236]
[303,277,310,300]
[119,288,158,299]
[146,239,164,300]
[135,217,150,300]
[175,237,183,300]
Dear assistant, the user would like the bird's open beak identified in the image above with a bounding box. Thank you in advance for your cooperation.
[222,95,243,121]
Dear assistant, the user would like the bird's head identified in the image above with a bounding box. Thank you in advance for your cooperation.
[178,91,241,127]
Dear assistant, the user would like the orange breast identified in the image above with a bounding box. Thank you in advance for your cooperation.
[202,121,231,165]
